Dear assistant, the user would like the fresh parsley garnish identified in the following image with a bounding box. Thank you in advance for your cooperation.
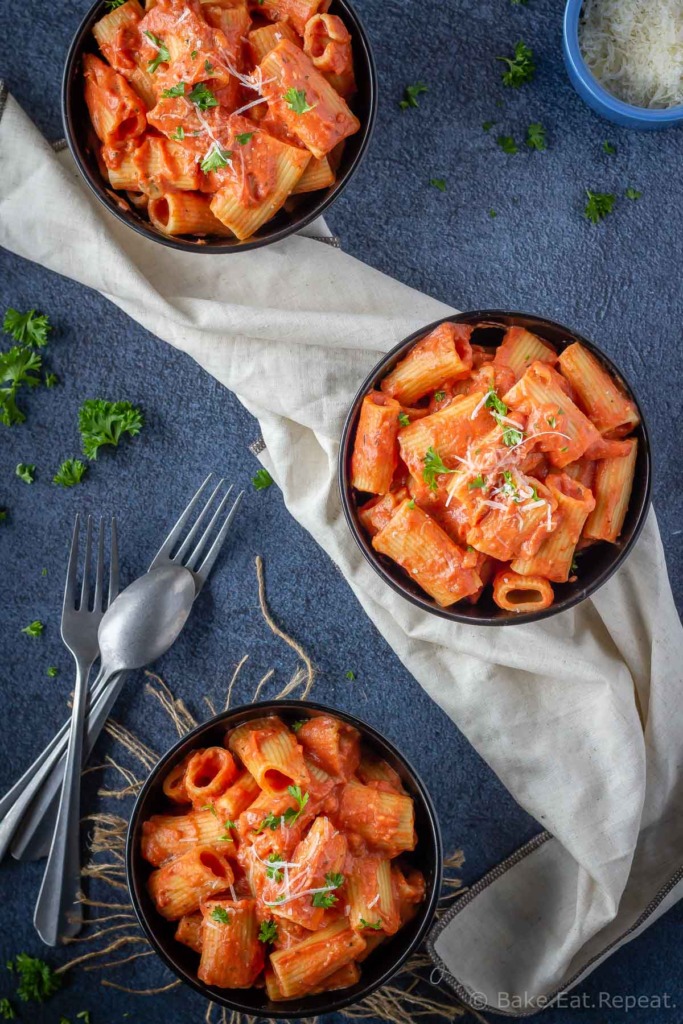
[47,666,58,678]
[497,134,518,154]
[430,177,447,192]
[407,499,416,508]
[434,390,445,401]
[254,811,281,833]
[497,40,535,87]
[16,463,35,484]
[571,558,579,574]
[3,308,51,348]
[191,49,198,59]
[6,954,61,1003]
[526,122,546,151]
[210,906,231,924]
[219,820,236,841]
[422,446,457,491]
[200,145,232,173]
[144,31,170,73]
[625,187,642,200]
[399,82,427,110]
[53,458,87,487]
[360,917,383,930]
[345,670,355,680]
[0,998,15,1020]
[0,509,7,523]
[584,190,615,224]
[530,485,539,501]
[104,0,126,7]
[398,412,410,426]
[204,59,214,73]
[252,468,273,490]
[235,132,254,145]
[482,120,496,132]
[21,620,44,637]
[283,784,309,825]
[284,87,315,114]
[171,126,185,140]
[162,82,186,98]
[258,919,278,943]
[188,82,219,110]
[201,802,217,816]
[76,1013,91,1024]
[326,871,343,889]
[484,388,507,416]
[78,399,143,460]
[502,425,523,446]
[468,475,487,490]
[547,414,557,428]
[602,141,616,155]
[291,719,306,732]
[266,853,284,882]
[312,872,343,908]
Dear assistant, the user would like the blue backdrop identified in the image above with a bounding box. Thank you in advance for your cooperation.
[1,1,682,1022]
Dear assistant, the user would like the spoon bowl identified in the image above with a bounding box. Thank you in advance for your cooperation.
[98,565,196,671]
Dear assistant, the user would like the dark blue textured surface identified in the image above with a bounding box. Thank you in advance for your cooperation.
[1,0,682,1022]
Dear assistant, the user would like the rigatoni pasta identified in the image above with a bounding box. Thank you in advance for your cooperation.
[140,711,426,998]
[349,320,642,613]
[83,0,362,241]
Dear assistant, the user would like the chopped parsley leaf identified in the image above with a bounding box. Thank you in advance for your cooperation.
[16,463,35,484]
[254,811,281,833]
[252,468,273,490]
[144,31,170,73]
[502,425,523,446]
[0,998,15,1020]
[219,820,236,841]
[312,890,338,908]
[360,918,383,930]
[200,145,232,173]
[283,784,309,825]
[433,390,445,402]
[6,954,61,1002]
[482,120,496,132]
[21,620,44,637]
[291,720,306,732]
[497,134,518,155]
[235,132,254,145]
[53,458,87,488]
[430,177,447,192]
[496,40,535,87]
[47,666,58,678]
[201,803,217,817]
[345,670,355,680]
[399,82,427,110]
[584,190,615,224]
[284,87,315,114]
[210,906,231,924]
[398,411,410,426]
[162,82,186,98]
[625,187,642,200]
[188,82,219,110]
[468,475,487,490]
[204,59,214,73]
[44,372,58,388]
[104,0,127,7]
[407,499,416,509]
[266,853,283,882]
[3,308,51,348]
[78,400,143,460]
[526,122,546,151]
[602,141,616,155]
[258,919,278,943]
[484,388,507,416]
[422,446,458,491]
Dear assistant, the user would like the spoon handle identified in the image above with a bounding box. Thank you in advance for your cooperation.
[10,669,128,863]
[34,656,93,945]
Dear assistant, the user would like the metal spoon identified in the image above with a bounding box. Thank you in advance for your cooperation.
[32,564,196,945]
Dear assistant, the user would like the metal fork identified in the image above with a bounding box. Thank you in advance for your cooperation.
[33,516,118,945]
[4,477,243,864]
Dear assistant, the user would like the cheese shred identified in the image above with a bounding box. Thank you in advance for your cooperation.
[579,0,683,109]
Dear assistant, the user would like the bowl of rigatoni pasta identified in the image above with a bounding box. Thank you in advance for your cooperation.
[126,700,442,1015]
[62,0,376,252]
[339,311,652,626]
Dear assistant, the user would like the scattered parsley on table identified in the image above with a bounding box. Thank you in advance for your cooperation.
[3,308,51,348]
[526,122,546,151]
[0,998,15,1020]
[6,953,61,1002]
[399,82,427,110]
[489,209,497,218]
[53,458,87,487]
[497,135,518,155]
[603,141,616,155]
[625,187,642,200]
[78,399,143,459]
[496,41,535,87]
[16,463,36,484]
[430,178,447,192]
[44,372,58,387]
[252,468,273,490]
[482,120,496,132]
[21,620,44,637]
[47,666,58,678]
[345,670,356,680]
[584,190,616,224]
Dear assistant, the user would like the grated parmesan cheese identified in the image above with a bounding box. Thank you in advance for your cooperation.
[579,0,683,108]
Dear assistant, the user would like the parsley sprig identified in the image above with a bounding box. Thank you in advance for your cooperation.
[584,190,615,224]
[254,785,310,833]
[78,399,143,459]
[189,82,219,110]
[4,309,51,348]
[201,145,232,173]
[144,31,170,73]
[266,853,284,882]
[526,122,546,151]
[53,458,87,487]
[6,954,61,1003]
[422,446,457,491]
[16,463,35,484]
[360,917,383,930]
[1,308,52,427]
[258,919,278,943]
[252,468,273,490]
[399,82,427,110]
[496,41,535,87]
[311,871,344,908]
[284,87,315,114]
[497,135,518,155]
[21,620,44,637]
[210,906,231,924]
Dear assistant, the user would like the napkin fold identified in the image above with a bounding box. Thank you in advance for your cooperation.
[2,90,683,1014]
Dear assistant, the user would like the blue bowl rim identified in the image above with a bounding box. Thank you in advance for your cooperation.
[61,0,378,254]
[563,0,683,123]
[125,698,444,1018]
[338,309,653,627]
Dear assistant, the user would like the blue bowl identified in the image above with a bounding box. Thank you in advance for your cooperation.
[563,0,683,130]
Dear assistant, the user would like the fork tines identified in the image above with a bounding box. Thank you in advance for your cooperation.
[149,476,243,590]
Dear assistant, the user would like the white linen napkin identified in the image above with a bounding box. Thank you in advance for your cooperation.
[2,91,683,1015]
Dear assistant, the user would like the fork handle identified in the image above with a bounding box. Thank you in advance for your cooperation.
[34,658,94,945]
[11,670,129,862]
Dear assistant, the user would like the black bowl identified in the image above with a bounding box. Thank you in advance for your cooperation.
[339,310,652,627]
[126,699,443,1017]
[62,0,377,253]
